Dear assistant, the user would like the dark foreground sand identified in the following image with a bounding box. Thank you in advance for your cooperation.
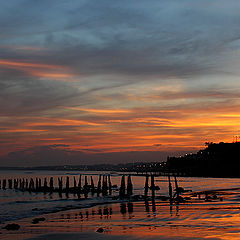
[27,232,219,240]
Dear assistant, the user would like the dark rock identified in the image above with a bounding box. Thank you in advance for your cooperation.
[96,227,104,233]
[32,217,46,224]
[3,223,20,231]
[150,185,160,190]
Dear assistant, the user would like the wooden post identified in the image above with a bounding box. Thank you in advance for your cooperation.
[151,175,155,198]
[83,176,88,198]
[39,178,42,189]
[168,175,173,202]
[119,175,125,198]
[78,175,82,190]
[127,175,133,196]
[49,177,54,192]
[19,178,22,189]
[73,177,77,189]
[108,175,112,195]
[144,175,149,197]
[102,175,108,196]
[29,178,34,191]
[97,175,101,196]
[36,178,39,190]
[8,179,12,189]
[26,179,29,190]
[58,177,63,192]
[102,175,105,196]
[3,179,6,190]
[102,175,105,195]
[90,176,94,194]
[174,176,179,200]
[22,178,25,190]
[66,176,69,192]
[44,178,48,192]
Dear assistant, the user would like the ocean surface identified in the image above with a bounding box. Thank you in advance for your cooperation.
[1,170,240,226]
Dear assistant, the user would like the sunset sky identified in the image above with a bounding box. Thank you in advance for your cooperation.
[1,0,240,165]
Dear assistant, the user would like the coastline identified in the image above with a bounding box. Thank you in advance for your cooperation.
[1,192,240,240]
[2,174,240,240]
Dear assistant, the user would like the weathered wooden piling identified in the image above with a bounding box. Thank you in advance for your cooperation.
[44,178,48,192]
[97,175,101,196]
[127,175,133,196]
[3,179,6,190]
[168,175,173,202]
[58,177,63,192]
[90,176,94,193]
[84,176,88,190]
[39,178,42,189]
[66,176,70,192]
[26,179,29,190]
[22,178,25,190]
[174,176,179,200]
[144,175,149,197]
[83,176,88,198]
[14,179,18,189]
[108,175,112,195]
[28,178,31,190]
[19,179,22,190]
[119,175,126,197]
[8,179,12,189]
[29,178,34,191]
[49,177,54,191]
[78,175,82,190]
[102,175,108,196]
[36,178,39,190]
[73,177,77,189]
[151,175,155,198]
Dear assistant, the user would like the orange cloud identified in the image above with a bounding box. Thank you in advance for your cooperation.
[0,59,64,70]
[0,58,76,81]
[65,107,131,114]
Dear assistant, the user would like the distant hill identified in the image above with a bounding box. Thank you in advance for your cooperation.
[167,142,240,177]
[0,144,186,167]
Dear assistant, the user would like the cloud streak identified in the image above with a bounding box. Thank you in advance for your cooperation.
[1,1,240,164]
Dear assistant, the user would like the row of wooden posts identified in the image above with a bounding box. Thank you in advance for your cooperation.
[0,174,134,198]
[0,174,179,200]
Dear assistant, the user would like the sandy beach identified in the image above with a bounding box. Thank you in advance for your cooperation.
[2,174,240,240]
[2,196,240,240]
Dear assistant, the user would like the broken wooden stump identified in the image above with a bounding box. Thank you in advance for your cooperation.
[144,175,149,197]
[97,174,101,196]
[108,174,112,195]
[119,175,126,198]
[168,175,173,203]
[127,175,133,196]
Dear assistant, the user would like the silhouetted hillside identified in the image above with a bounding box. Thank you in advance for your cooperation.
[167,142,240,177]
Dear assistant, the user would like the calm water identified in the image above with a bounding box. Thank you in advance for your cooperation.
[1,170,240,227]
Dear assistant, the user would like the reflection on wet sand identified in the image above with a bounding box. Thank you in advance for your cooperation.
[3,198,240,240]
[57,199,183,223]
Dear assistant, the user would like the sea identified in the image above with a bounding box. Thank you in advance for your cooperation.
[1,170,240,226]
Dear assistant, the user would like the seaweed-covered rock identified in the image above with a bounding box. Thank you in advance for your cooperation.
[3,223,20,230]
[96,227,104,233]
[32,217,46,224]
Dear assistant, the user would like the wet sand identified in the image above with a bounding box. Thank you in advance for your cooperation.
[1,196,240,240]
[2,175,240,240]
